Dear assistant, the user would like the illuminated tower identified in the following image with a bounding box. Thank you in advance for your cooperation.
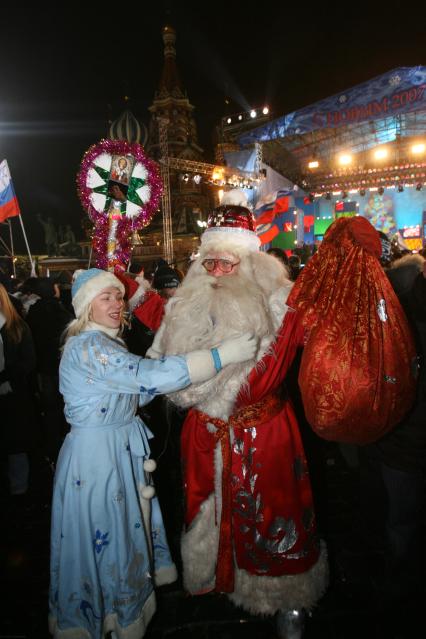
[147,25,210,235]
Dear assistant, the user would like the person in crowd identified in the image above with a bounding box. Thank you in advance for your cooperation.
[152,259,181,300]
[12,277,40,316]
[148,191,328,639]
[114,260,181,359]
[48,267,257,639]
[26,277,73,462]
[0,283,37,498]
[288,254,302,281]
[358,251,426,633]
[267,246,289,267]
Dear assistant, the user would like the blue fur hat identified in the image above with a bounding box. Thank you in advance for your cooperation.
[71,268,124,317]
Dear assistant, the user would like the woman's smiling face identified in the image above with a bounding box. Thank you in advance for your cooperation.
[90,286,124,329]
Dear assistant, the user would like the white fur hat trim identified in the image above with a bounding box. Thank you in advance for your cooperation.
[72,270,125,318]
[201,226,261,252]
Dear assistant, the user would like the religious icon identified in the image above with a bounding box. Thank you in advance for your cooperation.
[110,155,134,185]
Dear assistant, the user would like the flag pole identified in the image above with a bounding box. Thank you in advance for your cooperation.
[17,213,36,276]
[0,233,12,256]
[8,219,16,278]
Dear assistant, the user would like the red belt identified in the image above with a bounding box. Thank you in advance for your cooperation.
[193,391,284,593]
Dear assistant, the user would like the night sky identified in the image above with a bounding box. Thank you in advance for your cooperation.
[0,0,424,254]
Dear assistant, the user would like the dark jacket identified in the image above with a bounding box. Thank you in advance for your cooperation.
[0,320,37,454]
[26,297,72,375]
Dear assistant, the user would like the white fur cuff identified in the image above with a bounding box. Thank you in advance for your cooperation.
[186,350,216,384]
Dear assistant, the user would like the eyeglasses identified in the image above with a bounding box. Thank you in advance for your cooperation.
[202,258,240,273]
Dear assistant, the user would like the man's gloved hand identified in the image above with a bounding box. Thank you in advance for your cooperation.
[217,332,258,367]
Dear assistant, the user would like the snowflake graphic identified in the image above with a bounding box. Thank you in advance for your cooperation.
[389,75,401,87]
[93,529,109,554]
[73,477,84,488]
[339,94,347,104]
[96,353,109,366]
[139,385,158,396]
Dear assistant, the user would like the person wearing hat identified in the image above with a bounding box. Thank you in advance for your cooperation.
[113,261,180,359]
[152,259,181,300]
[48,268,257,639]
[114,267,164,357]
[148,191,328,638]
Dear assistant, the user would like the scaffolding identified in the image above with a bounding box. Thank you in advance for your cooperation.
[157,118,174,264]
[155,119,264,265]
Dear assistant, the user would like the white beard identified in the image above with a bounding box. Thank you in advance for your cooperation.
[155,252,293,419]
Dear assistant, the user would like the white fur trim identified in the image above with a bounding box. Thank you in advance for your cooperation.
[181,492,329,615]
[49,590,156,639]
[168,285,292,420]
[154,563,178,587]
[220,189,249,207]
[128,284,148,312]
[202,226,261,252]
[185,349,217,384]
[229,542,329,615]
[72,272,125,318]
[181,494,219,594]
[145,346,162,360]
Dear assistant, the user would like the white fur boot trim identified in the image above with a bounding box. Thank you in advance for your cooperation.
[229,541,329,616]
[181,493,219,594]
[155,563,178,587]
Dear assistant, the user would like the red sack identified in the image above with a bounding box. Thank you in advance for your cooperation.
[287,217,417,444]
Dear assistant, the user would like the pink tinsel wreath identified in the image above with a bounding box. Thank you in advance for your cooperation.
[76,139,162,269]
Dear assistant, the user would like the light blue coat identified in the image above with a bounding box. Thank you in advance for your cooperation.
[49,330,190,638]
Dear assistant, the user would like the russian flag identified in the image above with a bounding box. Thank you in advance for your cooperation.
[272,189,292,214]
[254,200,277,245]
[0,160,21,223]
[254,189,294,247]
[255,201,275,225]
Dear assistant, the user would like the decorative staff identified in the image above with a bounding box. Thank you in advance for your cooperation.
[77,139,162,270]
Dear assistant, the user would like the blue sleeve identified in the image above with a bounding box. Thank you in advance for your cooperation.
[62,333,190,400]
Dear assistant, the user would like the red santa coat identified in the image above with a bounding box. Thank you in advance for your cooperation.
[181,309,322,598]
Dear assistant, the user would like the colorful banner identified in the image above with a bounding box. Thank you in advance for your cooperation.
[239,67,426,144]
[254,189,295,247]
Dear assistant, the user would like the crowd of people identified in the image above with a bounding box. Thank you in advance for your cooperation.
[0,194,425,639]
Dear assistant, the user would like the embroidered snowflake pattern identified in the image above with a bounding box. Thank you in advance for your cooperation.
[151,529,160,541]
[139,385,158,396]
[96,353,109,366]
[389,74,401,87]
[339,94,347,103]
[93,529,109,554]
